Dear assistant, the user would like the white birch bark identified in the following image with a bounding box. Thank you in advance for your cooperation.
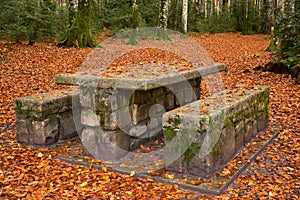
[159,0,169,29]
[205,0,208,19]
[182,0,188,33]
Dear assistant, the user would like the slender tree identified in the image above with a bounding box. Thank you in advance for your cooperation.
[159,0,169,29]
[182,0,188,33]
[128,0,139,45]
[157,0,170,40]
[174,0,179,30]
[59,0,97,47]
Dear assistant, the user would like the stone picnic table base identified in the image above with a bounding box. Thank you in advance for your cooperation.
[46,126,280,196]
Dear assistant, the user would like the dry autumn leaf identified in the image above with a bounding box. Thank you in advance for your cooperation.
[130,171,136,177]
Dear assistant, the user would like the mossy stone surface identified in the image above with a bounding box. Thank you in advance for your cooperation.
[163,85,270,178]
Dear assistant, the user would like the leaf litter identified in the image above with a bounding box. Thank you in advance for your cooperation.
[0,33,299,199]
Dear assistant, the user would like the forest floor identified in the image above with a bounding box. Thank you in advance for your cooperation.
[0,32,299,199]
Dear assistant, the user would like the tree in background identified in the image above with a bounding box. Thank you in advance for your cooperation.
[274,2,300,83]
[28,0,57,45]
[128,0,140,45]
[0,0,297,48]
[182,0,188,33]
[169,0,180,31]
[159,0,169,30]
[59,0,97,47]
[0,0,59,44]
[100,0,133,31]
[157,0,170,40]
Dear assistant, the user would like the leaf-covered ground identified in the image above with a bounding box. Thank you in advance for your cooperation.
[0,33,299,199]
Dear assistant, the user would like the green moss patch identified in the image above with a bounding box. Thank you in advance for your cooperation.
[183,142,201,165]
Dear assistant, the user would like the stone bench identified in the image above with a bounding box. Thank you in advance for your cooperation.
[163,85,269,178]
[15,89,81,146]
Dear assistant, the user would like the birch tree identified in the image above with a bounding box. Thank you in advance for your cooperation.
[157,0,170,40]
[159,0,169,29]
[182,0,188,33]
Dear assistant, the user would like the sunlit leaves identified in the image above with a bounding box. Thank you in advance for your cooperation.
[0,33,299,199]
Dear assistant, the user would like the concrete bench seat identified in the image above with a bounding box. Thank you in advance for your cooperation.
[163,85,269,178]
[15,89,81,146]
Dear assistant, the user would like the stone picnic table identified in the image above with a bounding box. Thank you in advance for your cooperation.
[15,59,271,183]
[54,63,227,160]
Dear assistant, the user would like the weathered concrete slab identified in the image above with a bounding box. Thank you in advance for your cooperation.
[55,63,226,91]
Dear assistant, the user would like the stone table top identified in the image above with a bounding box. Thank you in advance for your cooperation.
[55,63,226,91]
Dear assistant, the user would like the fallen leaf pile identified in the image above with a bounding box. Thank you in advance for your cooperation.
[109,47,191,68]
[0,41,91,124]
[0,33,299,199]
[100,48,194,77]
[193,33,299,199]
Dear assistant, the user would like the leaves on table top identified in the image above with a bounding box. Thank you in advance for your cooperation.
[98,48,194,78]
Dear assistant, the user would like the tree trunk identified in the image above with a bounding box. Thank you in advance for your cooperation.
[204,0,208,19]
[157,0,170,40]
[59,0,97,47]
[182,0,188,33]
[174,0,179,30]
[194,0,201,22]
[69,0,77,27]
[129,0,139,45]
[159,0,169,29]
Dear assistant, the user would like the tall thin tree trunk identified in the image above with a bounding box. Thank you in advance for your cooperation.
[159,0,169,29]
[157,0,170,40]
[174,0,179,30]
[204,0,208,19]
[195,0,201,20]
[215,0,219,15]
[182,0,188,33]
